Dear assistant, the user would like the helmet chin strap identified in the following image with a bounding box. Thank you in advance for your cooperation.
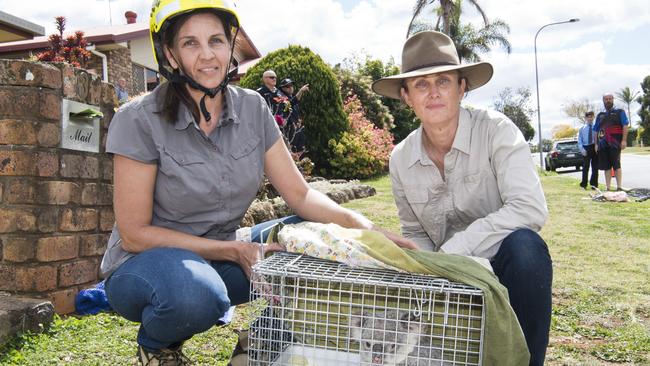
[167,65,236,123]
[165,27,240,123]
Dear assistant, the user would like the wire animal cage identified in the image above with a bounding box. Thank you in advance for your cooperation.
[248,252,485,366]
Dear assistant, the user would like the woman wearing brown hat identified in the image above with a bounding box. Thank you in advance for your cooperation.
[373,31,551,366]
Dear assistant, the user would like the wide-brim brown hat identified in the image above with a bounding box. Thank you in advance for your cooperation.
[372,31,493,99]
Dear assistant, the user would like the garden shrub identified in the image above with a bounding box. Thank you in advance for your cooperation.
[239,45,348,175]
[328,95,394,179]
[334,67,393,130]
[351,56,420,143]
[639,127,650,146]
[627,127,637,147]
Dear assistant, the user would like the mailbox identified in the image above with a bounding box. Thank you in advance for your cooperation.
[61,99,102,153]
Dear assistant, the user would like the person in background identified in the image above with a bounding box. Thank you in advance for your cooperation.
[594,93,629,191]
[256,69,289,125]
[372,31,550,366]
[115,77,129,104]
[101,1,415,364]
[578,111,598,189]
[279,78,309,147]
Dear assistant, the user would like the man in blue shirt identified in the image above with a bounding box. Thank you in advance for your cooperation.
[594,93,629,191]
[578,111,598,189]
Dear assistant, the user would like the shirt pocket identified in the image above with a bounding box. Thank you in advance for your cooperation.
[455,169,494,220]
[162,149,204,168]
[229,135,263,210]
[403,187,430,216]
[231,135,261,160]
[157,149,224,219]
[402,186,445,243]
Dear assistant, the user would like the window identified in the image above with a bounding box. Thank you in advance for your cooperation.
[132,63,159,96]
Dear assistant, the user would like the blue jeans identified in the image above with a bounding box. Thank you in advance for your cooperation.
[490,229,553,366]
[104,216,302,351]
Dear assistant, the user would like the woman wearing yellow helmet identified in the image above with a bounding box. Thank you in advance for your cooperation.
[100,0,418,364]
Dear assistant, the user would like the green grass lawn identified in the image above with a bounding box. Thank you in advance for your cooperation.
[1,174,648,365]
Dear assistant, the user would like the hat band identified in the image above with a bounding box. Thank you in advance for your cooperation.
[404,61,457,73]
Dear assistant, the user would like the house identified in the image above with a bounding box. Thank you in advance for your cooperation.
[0,10,45,42]
[0,11,261,98]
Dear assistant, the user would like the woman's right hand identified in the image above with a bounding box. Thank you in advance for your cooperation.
[236,242,285,279]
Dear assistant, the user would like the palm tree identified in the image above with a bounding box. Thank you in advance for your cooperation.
[407,0,487,37]
[408,0,511,62]
[615,86,640,126]
[448,11,510,62]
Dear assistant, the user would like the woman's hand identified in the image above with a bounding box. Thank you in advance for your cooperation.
[343,210,419,250]
[236,242,285,279]
[372,226,419,250]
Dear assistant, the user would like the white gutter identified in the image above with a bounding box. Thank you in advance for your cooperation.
[87,44,108,82]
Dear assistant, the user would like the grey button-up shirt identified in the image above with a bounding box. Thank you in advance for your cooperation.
[100,83,281,277]
[389,108,548,260]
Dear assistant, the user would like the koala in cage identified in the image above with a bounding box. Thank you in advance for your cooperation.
[349,310,451,366]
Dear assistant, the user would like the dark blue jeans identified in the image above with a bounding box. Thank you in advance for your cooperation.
[104,216,302,351]
[490,229,553,366]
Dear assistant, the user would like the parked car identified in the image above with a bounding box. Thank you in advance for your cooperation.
[545,139,583,171]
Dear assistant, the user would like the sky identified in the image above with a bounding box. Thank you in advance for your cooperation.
[2,0,649,139]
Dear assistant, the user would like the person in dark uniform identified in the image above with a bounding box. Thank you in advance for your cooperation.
[594,93,629,191]
[279,78,309,151]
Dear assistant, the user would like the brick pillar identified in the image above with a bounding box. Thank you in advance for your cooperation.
[0,59,117,314]
[106,47,133,95]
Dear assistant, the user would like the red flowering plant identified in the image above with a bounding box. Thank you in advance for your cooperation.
[37,16,91,68]
[328,95,394,179]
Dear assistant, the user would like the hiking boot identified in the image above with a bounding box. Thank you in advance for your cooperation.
[137,343,191,366]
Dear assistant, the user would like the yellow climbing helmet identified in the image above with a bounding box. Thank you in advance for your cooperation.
[149,0,240,64]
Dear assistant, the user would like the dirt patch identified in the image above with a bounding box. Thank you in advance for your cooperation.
[550,335,607,350]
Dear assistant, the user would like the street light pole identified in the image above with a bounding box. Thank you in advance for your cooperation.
[534,18,580,168]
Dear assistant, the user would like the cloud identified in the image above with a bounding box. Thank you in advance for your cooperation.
[235,0,411,64]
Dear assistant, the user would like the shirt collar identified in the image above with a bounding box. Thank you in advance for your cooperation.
[451,108,472,155]
[174,85,241,130]
[406,107,473,167]
[407,127,428,167]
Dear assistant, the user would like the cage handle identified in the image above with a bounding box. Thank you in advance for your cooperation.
[283,253,306,272]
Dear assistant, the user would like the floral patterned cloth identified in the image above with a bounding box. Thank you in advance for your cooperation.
[277,222,402,271]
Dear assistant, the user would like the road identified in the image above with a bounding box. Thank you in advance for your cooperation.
[532,152,650,189]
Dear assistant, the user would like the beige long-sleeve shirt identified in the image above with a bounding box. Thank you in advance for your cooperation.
[389,108,548,260]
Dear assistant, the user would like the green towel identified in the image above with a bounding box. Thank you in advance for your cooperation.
[357,230,530,366]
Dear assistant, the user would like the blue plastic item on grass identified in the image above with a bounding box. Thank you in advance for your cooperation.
[75,280,112,315]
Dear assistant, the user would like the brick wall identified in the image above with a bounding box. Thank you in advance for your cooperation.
[0,59,116,314]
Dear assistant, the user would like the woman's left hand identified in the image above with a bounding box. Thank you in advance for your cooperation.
[372,226,419,250]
